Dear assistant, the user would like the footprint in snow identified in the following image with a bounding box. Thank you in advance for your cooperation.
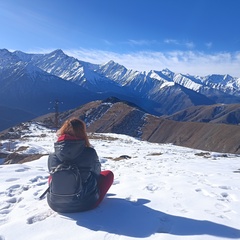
[173,203,188,213]
[0,209,11,215]
[6,184,22,197]
[5,178,20,182]
[104,233,120,240]
[218,192,238,202]
[215,202,229,211]
[219,185,232,190]
[221,192,229,198]
[0,196,23,226]
[33,189,43,197]
[6,197,20,204]
[26,210,54,224]
[28,176,48,187]
[15,167,31,172]
[195,188,217,198]
[144,184,159,193]
[28,175,47,183]
[35,166,46,172]
[204,209,230,220]
[6,184,29,197]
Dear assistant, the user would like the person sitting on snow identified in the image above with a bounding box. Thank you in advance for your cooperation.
[47,118,114,213]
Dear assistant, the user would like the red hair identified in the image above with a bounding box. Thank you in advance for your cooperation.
[57,118,90,147]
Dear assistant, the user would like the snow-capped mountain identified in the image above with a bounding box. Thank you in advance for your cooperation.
[11,49,214,113]
[0,49,109,130]
[0,56,99,112]
[15,49,240,101]
[1,48,240,131]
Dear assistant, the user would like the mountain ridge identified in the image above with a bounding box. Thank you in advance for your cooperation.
[24,98,240,154]
[1,48,240,131]
[166,103,240,124]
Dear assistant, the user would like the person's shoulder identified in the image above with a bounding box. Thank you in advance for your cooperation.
[81,146,98,159]
[84,146,97,154]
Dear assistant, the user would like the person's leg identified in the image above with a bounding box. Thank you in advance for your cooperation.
[93,170,114,208]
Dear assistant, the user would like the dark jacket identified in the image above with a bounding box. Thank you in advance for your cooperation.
[47,139,101,213]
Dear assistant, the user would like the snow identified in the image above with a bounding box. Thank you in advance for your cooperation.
[0,123,240,240]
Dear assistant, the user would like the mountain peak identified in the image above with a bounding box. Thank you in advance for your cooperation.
[162,68,174,74]
[104,60,120,67]
[102,60,129,71]
[13,50,34,62]
[49,49,66,57]
[100,60,127,75]
[0,48,11,58]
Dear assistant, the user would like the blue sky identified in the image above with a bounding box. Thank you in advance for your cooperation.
[0,0,239,76]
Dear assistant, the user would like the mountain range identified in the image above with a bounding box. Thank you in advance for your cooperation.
[0,48,240,131]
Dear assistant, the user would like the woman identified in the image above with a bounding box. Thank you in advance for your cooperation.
[47,118,114,213]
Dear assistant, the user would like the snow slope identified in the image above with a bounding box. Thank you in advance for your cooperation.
[0,123,240,240]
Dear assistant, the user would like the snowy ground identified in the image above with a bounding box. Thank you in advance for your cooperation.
[0,123,240,240]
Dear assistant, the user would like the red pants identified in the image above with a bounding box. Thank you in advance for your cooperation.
[93,170,114,208]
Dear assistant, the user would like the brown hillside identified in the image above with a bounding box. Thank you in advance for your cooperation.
[35,98,240,154]
[143,115,240,154]
[167,104,240,124]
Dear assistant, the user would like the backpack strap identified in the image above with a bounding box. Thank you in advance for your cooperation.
[39,186,50,200]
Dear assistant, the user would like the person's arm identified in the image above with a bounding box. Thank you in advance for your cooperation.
[47,153,61,172]
[90,148,101,176]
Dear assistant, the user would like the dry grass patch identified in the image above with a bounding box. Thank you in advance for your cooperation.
[147,152,163,156]
[16,146,29,152]
[104,155,132,161]
[88,133,119,141]
[4,153,48,164]
[195,152,211,158]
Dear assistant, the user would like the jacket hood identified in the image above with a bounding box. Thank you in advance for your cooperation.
[54,140,86,162]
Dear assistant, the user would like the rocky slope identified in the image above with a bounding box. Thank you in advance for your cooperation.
[28,97,240,154]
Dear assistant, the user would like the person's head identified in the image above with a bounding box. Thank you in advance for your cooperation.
[57,118,90,146]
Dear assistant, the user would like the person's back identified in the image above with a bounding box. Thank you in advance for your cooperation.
[46,118,113,213]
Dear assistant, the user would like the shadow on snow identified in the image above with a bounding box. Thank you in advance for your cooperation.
[61,197,240,238]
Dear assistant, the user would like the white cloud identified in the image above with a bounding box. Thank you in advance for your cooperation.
[205,42,213,49]
[185,41,195,49]
[64,48,240,77]
[164,39,180,45]
[126,39,158,46]
[164,39,195,49]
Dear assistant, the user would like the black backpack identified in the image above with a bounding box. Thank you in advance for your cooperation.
[48,162,82,201]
